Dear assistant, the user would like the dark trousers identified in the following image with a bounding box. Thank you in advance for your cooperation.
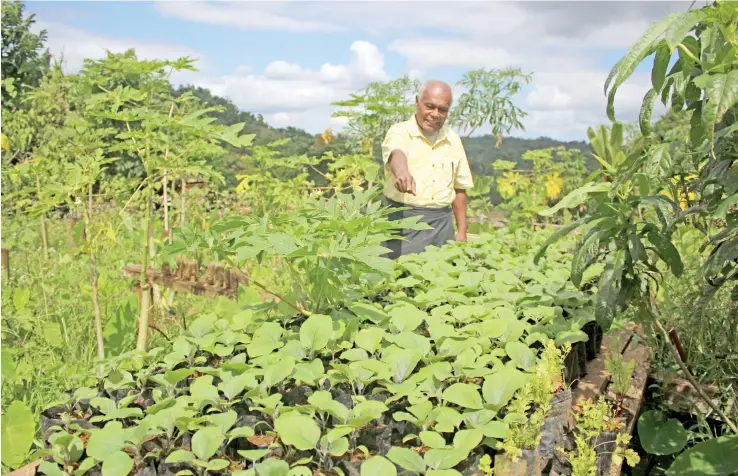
[382,197,455,259]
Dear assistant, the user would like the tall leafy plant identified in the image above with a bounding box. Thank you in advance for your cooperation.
[169,187,430,316]
[79,50,254,351]
[449,67,532,146]
[534,1,738,464]
[331,76,420,157]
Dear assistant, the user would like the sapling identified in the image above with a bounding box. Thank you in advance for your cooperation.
[558,397,640,476]
[604,338,635,416]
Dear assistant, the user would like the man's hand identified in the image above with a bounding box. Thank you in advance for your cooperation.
[394,169,416,195]
[452,189,468,242]
[388,149,416,195]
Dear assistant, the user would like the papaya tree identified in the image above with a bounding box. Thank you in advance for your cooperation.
[331,75,420,157]
[79,50,255,351]
[448,67,532,146]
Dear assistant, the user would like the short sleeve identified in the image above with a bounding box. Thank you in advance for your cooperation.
[381,124,408,165]
[454,142,474,190]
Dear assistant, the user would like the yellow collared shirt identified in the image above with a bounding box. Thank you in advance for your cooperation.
[381,117,474,208]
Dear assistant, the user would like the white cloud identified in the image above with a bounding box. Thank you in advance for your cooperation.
[32,1,693,141]
[192,40,389,133]
[154,1,341,33]
[34,20,205,85]
[389,38,515,73]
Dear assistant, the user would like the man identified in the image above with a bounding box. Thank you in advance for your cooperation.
[381,79,474,259]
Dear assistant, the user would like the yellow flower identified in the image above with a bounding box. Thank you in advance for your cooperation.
[497,172,530,199]
[545,172,564,200]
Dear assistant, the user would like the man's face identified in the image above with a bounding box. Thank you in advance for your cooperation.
[415,86,452,133]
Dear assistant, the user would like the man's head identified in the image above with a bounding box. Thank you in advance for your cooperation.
[415,79,453,134]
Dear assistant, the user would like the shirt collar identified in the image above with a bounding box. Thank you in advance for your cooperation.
[407,116,449,145]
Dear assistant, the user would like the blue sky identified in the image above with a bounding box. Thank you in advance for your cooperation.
[27,1,694,141]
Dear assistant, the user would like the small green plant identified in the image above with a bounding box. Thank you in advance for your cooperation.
[604,338,636,415]
[500,340,569,460]
[559,398,640,476]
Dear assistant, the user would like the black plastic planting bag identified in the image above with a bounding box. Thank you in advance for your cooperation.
[595,430,618,476]
[539,389,573,467]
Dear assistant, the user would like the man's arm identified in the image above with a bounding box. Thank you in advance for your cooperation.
[382,126,415,195]
[452,190,468,241]
[452,142,474,241]
[387,151,416,195]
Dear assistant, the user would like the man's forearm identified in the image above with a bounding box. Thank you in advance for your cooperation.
[452,189,468,234]
[387,149,409,176]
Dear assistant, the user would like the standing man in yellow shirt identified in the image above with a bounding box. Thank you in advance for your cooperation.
[381,79,474,259]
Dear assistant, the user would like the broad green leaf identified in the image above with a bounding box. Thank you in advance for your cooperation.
[703,70,738,144]
[101,451,133,476]
[651,41,671,92]
[361,455,397,476]
[12,287,30,312]
[1,400,35,469]
[555,330,589,346]
[666,434,738,476]
[533,216,591,265]
[86,421,127,461]
[594,251,626,331]
[255,459,290,476]
[420,431,447,449]
[639,88,659,137]
[387,447,426,473]
[274,412,320,451]
[480,421,509,439]
[604,11,686,121]
[539,183,611,217]
[300,314,332,351]
[288,467,312,476]
[387,348,421,384]
[647,230,683,276]
[441,383,483,410]
[482,368,528,409]
[638,410,688,455]
[308,390,349,423]
[166,450,195,463]
[264,356,295,388]
[191,426,225,460]
[165,368,194,386]
[349,303,389,324]
[424,448,467,470]
[355,328,385,354]
[505,342,537,370]
[452,429,483,452]
[236,449,269,462]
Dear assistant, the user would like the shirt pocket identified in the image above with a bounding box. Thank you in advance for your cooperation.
[440,155,456,189]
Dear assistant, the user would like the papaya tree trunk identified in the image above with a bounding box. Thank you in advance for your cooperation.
[163,169,173,245]
[136,184,154,351]
[37,175,49,259]
[90,250,105,359]
[86,184,105,359]
[180,178,186,226]
[149,207,163,312]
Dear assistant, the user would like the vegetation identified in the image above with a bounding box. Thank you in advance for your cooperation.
[2,0,737,475]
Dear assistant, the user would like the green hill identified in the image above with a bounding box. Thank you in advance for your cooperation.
[176,84,595,184]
